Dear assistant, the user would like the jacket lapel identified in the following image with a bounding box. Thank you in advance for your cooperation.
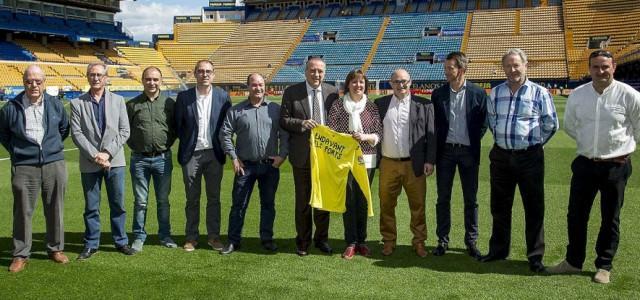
[83,93,102,138]
[301,84,311,119]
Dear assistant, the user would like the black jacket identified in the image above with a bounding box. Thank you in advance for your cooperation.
[432,81,488,164]
[375,94,436,177]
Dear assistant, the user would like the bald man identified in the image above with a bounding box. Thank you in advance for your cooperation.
[219,73,289,254]
[375,69,436,257]
[0,65,70,272]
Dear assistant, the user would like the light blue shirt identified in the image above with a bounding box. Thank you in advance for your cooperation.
[445,81,470,145]
[487,79,558,150]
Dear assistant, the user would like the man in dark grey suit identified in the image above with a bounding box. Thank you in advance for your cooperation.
[71,62,135,260]
[280,57,339,256]
[174,60,231,252]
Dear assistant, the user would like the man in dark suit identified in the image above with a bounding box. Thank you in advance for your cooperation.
[375,69,436,257]
[174,60,231,252]
[431,51,487,258]
[280,57,339,256]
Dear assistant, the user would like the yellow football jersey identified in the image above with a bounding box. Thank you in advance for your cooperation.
[309,125,373,216]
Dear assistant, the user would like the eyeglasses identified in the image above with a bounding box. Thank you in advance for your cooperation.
[589,50,613,60]
[391,79,410,85]
[196,69,214,75]
[24,79,44,86]
[88,73,106,78]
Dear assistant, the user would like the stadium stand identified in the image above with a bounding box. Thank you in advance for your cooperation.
[207,19,309,84]
[116,47,182,89]
[155,22,238,82]
[0,41,35,61]
[563,0,640,79]
[367,12,466,81]
[465,6,568,80]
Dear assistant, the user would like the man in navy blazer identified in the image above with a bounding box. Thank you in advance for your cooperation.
[174,60,231,252]
[431,52,488,258]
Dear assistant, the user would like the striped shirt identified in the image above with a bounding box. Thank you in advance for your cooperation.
[488,80,558,150]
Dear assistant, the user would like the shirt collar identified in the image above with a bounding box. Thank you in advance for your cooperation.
[242,97,270,108]
[142,92,163,102]
[197,86,213,99]
[392,93,411,104]
[21,94,44,108]
[306,82,322,94]
[450,80,467,93]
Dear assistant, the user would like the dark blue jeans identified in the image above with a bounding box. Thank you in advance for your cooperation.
[227,161,279,246]
[130,151,173,242]
[81,167,128,249]
[343,168,375,245]
[435,144,479,246]
[566,156,631,271]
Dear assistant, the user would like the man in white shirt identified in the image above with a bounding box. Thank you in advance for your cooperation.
[548,50,640,284]
[374,69,436,257]
[174,60,231,252]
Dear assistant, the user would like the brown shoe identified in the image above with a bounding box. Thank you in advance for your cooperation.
[9,257,27,273]
[382,242,395,256]
[49,251,69,264]
[414,243,427,258]
[183,240,198,252]
[207,239,224,251]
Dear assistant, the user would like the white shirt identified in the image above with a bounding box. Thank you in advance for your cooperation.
[382,94,411,158]
[306,82,325,125]
[564,80,640,159]
[195,87,213,151]
[21,95,45,146]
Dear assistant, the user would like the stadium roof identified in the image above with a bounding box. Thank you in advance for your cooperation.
[38,0,122,13]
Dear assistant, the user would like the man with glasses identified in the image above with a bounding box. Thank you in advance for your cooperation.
[127,66,177,252]
[71,62,135,260]
[280,57,339,256]
[174,60,231,252]
[480,49,558,273]
[374,69,436,257]
[548,50,640,284]
[0,65,70,272]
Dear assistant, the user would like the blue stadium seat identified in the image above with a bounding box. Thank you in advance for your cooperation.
[0,40,36,61]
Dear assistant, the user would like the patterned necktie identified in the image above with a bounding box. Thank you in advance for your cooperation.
[312,89,322,124]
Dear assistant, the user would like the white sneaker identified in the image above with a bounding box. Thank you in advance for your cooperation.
[547,260,581,274]
[160,237,178,248]
[131,239,144,252]
[593,269,611,284]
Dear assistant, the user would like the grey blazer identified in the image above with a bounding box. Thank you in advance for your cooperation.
[70,91,130,173]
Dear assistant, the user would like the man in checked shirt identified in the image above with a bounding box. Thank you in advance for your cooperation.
[479,49,559,273]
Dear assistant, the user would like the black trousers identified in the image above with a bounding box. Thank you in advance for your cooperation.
[343,168,375,245]
[435,144,479,247]
[488,144,545,262]
[292,167,330,249]
[565,156,631,271]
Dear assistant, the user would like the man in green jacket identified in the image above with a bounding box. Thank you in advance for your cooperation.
[126,66,177,252]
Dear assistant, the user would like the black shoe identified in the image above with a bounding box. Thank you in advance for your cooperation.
[296,247,308,256]
[315,241,333,254]
[77,248,98,260]
[262,241,278,252]
[116,244,136,256]
[479,254,506,263]
[467,244,482,260]
[529,260,546,273]
[220,243,237,255]
[432,243,448,256]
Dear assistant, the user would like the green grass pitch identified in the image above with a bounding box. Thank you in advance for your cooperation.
[0,96,638,298]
